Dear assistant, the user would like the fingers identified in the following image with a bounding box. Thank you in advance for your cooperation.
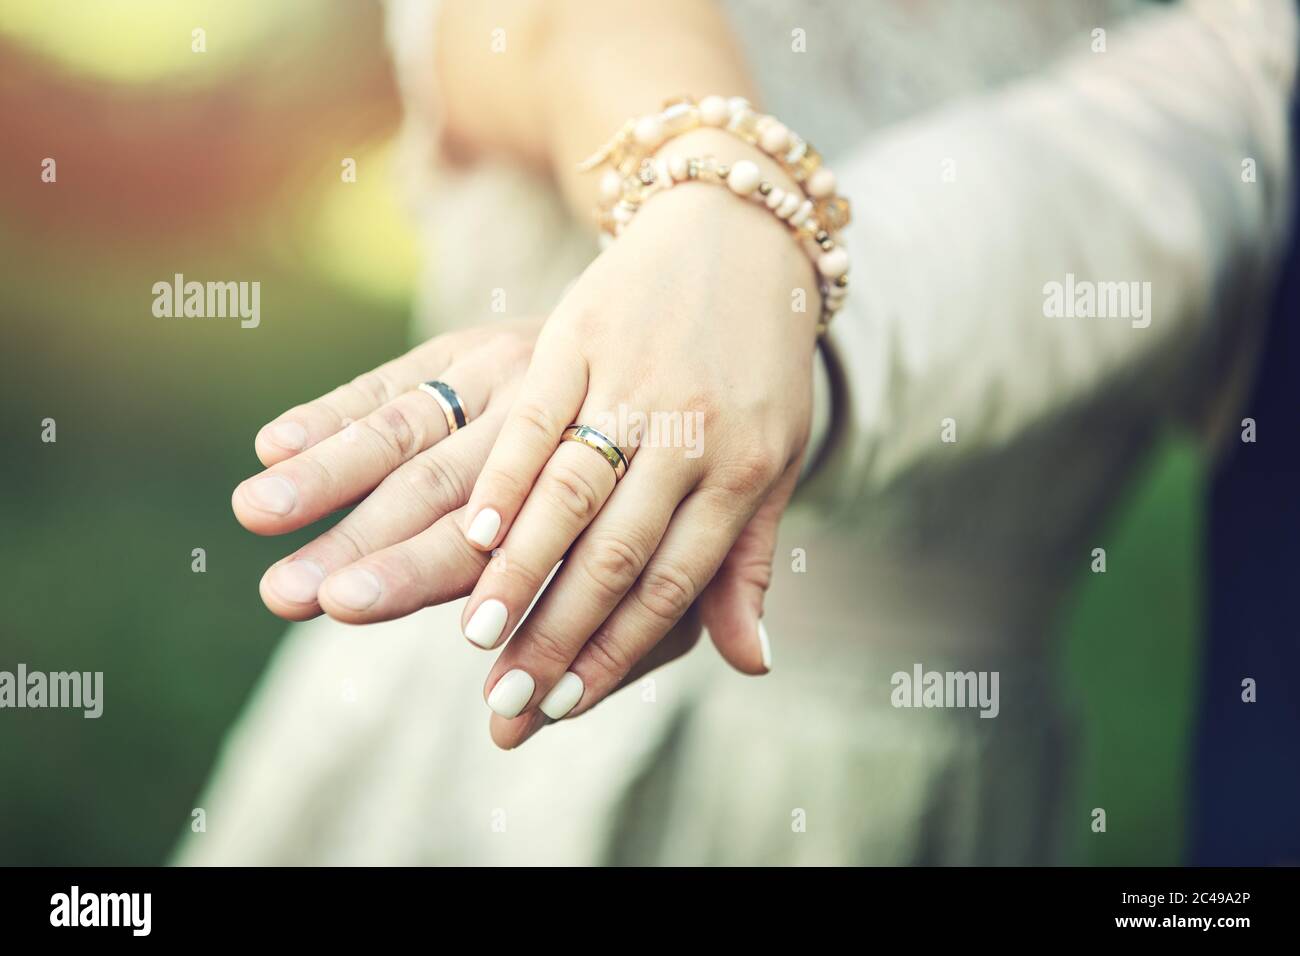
[484,475,765,749]
[458,386,650,652]
[698,459,801,675]
[559,482,765,716]
[459,436,622,651]
[473,451,693,719]
[487,606,703,750]
[258,411,502,620]
[254,337,457,467]
[233,352,495,537]
[461,328,589,550]
[313,507,491,623]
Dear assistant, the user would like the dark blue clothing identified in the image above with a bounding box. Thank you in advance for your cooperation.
[1191,84,1300,866]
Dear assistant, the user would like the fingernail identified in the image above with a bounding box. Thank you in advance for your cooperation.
[325,568,381,611]
[464,599,508,648]
[264,421,307,451]
[487,669,536,718]
[466,508,501,548]
[539,672,584,720]
[267,559,326,605]
[243,475,297,515]
[758,620,773,671]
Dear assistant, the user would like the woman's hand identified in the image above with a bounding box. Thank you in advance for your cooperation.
[459,132,820,747]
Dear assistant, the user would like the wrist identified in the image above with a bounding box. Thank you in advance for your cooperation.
[610,177,821,353]
[581,97,850,340]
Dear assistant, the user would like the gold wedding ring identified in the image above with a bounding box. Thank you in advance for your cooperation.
[561,424,629,480]
[417,380,468,434]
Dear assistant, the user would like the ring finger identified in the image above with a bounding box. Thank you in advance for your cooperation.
[478,448,697,720]
[234,352,496,537]
[459,400,634,654]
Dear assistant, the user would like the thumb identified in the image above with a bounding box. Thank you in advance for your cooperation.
[698,459,800,675]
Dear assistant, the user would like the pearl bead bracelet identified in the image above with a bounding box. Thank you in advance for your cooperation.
[594,152,849,333]
[579,95,851,234]
[580,96,851,333]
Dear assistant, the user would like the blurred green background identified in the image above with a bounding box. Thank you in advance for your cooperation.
[0,0,1200,865]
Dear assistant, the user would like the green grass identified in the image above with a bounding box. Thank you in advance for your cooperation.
[1059,438,1202,865]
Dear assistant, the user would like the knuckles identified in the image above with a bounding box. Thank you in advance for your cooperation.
[511,399,564,447]
[517,625,574,669]
[349,368,402,407]
[583,625,635,682]
[635,561,696,624]
[707,443,785,499]
[366,400,422,462]
[399,450,469,513]
[542,461,604,524]
[581,532,650,600]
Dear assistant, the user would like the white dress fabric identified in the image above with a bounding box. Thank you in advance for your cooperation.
[178,0,1296,865]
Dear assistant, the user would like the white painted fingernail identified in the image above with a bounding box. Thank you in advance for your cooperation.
[487,669,535,718]
[464,599,508,648]
[539,672,584,720]
[758,620,773,671]
[466,508,501,548]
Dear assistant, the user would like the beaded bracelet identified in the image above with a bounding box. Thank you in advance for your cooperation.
[595,152,849,333]
[580,96,851,334]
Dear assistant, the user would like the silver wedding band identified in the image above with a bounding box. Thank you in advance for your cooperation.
[561,424,629,480]
[418,380,468,434]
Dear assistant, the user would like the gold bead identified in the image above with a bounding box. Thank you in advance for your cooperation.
[816,196,851,231]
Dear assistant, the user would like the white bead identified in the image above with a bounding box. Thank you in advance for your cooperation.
[598,170,623,205]
[633,115,665,147]
[788,199,814,227]
[765,187,786,210]
[817,247,850,279]
[726,160,761,196]
[776,193,801,219]
[699,95,729,127]
[668,155,688,182]
[807,168,837,199]
[655,158,673,190]
[661,102,698,134]
[759,122,790,155]
[727,96,751,118]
